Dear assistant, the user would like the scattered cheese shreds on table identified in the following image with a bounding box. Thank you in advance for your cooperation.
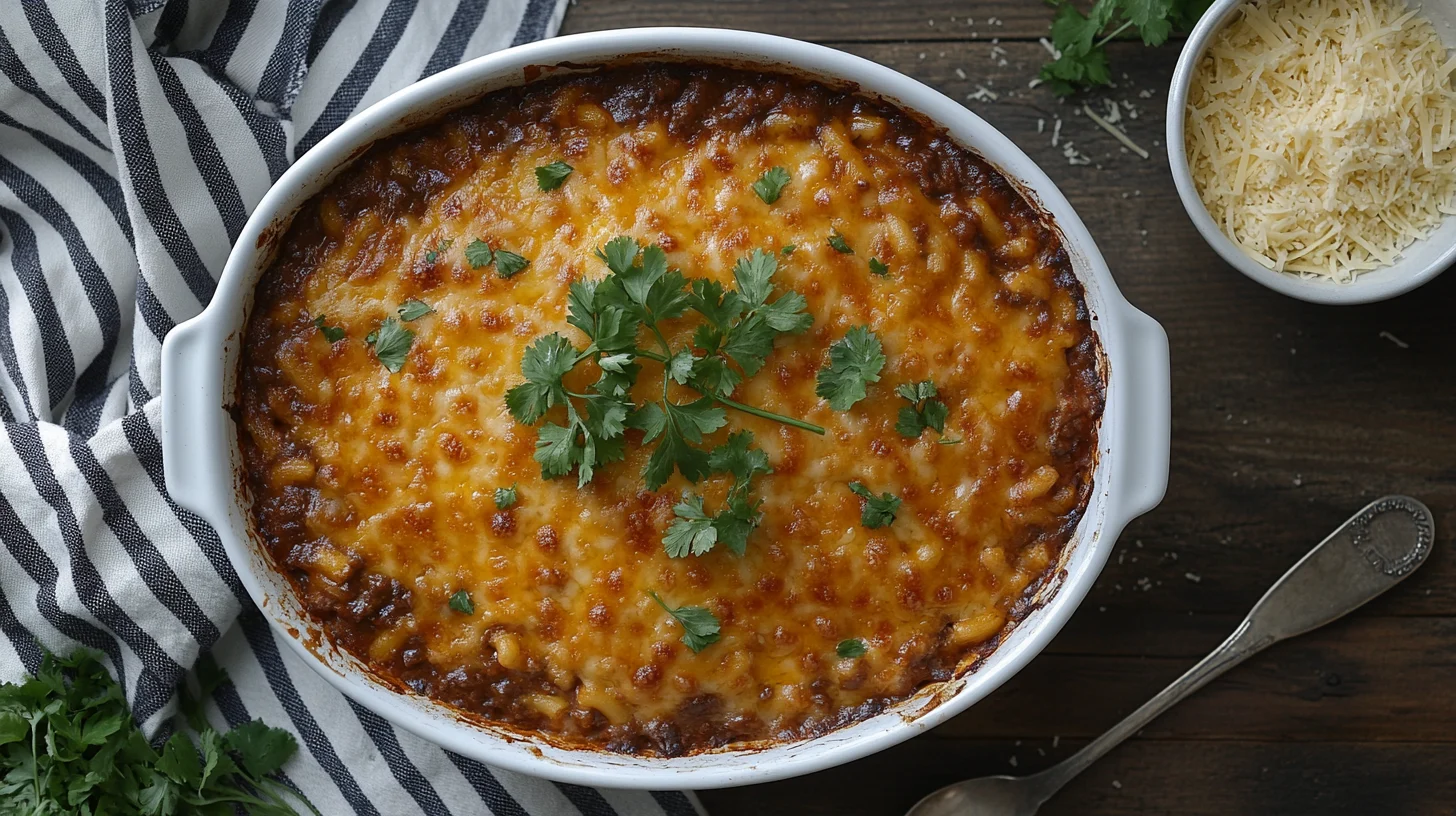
[1185,0,1456,282]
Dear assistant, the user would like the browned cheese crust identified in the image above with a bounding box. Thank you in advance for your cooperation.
[237,64,1104,756]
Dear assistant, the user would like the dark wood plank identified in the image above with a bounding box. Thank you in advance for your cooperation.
[699,739,1456,816]
[939,616,1456,742]
[554,5,1456,813]
[560,0,1059,42]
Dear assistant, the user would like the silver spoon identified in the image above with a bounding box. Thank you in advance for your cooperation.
[907,495,1435,816]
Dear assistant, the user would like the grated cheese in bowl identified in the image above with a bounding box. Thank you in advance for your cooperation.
[1184,0,1456,282]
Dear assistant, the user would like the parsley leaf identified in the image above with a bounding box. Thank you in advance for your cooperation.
[647,591,721,653]
[751,166,791,204]
[848,481,902,528]
[424,238,452,264]
[836,638,868,658]
[895,380,951,439]
[397,299,433,321]
[313,315,345,343]
[367,317,414,373]
[815,325,885,410]
[224,720,297,778]
[448,589,475,615]
[494,483,518,509]
[494,249,530,279]
[868,257,890,277]
[664,493,718,557]
[535,160,574,191]
[505,333,576,424]
[827,229,854,254]
[465,238,494,268]
[781,244,797,255]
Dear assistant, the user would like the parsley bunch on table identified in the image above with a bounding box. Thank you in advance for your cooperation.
[1040,0,1212,96]
[0,649,316,815]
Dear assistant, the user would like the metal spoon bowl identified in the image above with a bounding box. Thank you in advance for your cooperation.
[907,495,1435,816]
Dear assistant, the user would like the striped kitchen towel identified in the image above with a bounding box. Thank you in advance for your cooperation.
[0,1,703,814]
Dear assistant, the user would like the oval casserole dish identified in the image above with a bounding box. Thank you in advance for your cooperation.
[160,28,1171,790]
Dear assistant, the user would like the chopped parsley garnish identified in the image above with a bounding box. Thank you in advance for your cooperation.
[751,166,791,204]
[494,483,518,509]
[848,481,901,528]
[448,590,475,615]
[0,648,316,815]
[465,238,494,268]
[815,325,885,410]
[313,315,345,343]
[836,638,868,658]
[664,431,773,558]
[366,316,414,373]
[648,591,721,653]
[827,229,854,254]
[535,160,574,191]
[493,249,530,279]
[895,380,950,439]
[397,299,433,321]
[781,244,797,255]
[868,257,890,277]
[424,238,452,264]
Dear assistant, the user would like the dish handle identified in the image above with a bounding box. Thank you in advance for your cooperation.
[1111,305,1171,521]
[160,316,230,521]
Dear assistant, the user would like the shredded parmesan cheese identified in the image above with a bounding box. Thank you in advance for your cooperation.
[1186,0,1456,281]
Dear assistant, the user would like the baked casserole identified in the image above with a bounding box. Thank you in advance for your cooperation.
[237,64,1103,756]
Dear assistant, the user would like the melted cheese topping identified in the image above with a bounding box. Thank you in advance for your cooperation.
[1186,0,1456,281]
[240,66,1102,754]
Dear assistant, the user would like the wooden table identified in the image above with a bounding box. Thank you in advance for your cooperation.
[560,4,1456,814]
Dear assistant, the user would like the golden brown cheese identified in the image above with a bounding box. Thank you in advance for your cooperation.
[239,64,1103,755]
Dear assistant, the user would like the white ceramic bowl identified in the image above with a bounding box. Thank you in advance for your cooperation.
[1167,0,1456,305]
[160,28,1171,790]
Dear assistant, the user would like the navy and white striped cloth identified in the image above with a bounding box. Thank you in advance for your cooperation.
[0,1,704,813]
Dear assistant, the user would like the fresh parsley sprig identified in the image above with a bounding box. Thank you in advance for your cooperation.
[313,315,344,343]
[506,237,822,493]
[816,325,885,411]
[848,481,901,528]
[449,590,475,615]
[664,430,773,558]
[366,317,414,373]
[647,591,721,653]
[894,380,950,439]
[0,649,318,815]
[751,166,791,204]
[1040,0,1212,96]
[494,484,518,509]
[424,238,452,264]
[535,161,574,191]
[463,238,530,278]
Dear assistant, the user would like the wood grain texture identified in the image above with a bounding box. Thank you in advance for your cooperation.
[556,4,1456,813]
[560,1,1056,41]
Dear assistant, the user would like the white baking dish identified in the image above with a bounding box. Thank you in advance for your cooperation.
[160,28,1171,790]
